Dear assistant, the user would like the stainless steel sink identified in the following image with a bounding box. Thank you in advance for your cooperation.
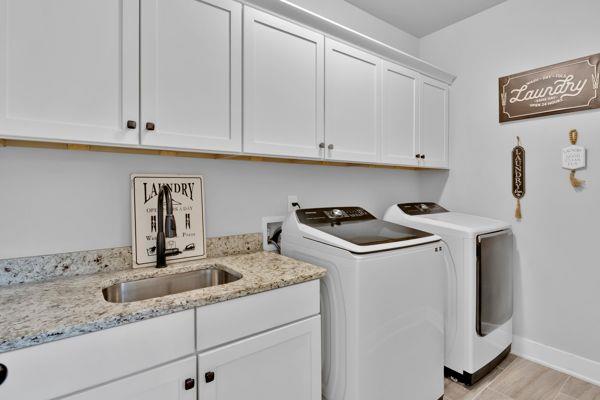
[102,266,242,303]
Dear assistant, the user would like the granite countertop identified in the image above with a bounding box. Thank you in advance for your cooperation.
[0,251,326,354]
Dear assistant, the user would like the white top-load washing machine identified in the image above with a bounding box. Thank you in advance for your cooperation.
[384,203,513,386]
[282,206,447,400]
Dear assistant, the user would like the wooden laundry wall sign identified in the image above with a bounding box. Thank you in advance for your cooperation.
[499,53,600,122]
[512,138,525,220]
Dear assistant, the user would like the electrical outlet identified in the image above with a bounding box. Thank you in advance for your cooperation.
[262,216,285,251]
[287,195,298,213]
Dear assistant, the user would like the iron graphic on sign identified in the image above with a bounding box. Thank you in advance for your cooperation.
[499,53,600,122]
[131,174,206,268]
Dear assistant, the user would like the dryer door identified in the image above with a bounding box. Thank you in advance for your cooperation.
[476,230,513,337]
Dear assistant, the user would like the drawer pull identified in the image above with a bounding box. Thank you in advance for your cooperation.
[184,378,195,390]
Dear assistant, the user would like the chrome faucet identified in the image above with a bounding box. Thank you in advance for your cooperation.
[156,185,180,268]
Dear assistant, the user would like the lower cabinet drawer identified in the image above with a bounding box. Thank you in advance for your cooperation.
[64,356,197,400]
[0,310,195,400]
[197,315,321,400]
[196,280,320,351]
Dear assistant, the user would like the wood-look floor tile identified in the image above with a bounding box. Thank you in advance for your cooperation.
[555,394,577,400]
[560,377,600,400]
[445,378,469,400]
[445,367,503,400]
[497,353,518,370]
[489,358,569,400]
[473,388,512,400]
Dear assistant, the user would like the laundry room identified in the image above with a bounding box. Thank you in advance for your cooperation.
[0,0,599,399]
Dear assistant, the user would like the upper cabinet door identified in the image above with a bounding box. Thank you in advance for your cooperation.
[243,8,324,159]
[0,0,139,145]
[420,77,449,169]
[325,39,381,163]
[140,0,242,152]
[381,61,420,166]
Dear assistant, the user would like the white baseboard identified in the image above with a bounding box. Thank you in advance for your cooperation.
[512,335,600,386]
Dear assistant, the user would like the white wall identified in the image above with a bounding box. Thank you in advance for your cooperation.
[420,0,600,373]
[0,146,426,259]
[246,0,420,55]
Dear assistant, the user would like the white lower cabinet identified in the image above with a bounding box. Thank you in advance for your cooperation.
[198,316,321,400]
[0,282,321,400]
[65,357,197,400]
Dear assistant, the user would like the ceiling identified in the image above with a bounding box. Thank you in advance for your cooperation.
[344,0,507,37]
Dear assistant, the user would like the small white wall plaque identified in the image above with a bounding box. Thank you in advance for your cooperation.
[561,145,586,170]
[131,174,206,268]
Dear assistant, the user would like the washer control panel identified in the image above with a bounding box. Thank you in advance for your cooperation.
[398,202,448,215]
[296,207,373,225]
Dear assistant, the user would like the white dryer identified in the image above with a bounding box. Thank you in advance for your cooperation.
[384,203,513,386]
[282,206,446,400]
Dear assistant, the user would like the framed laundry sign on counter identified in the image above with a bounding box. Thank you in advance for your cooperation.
[131,174,206,268]
[499,53,600,122]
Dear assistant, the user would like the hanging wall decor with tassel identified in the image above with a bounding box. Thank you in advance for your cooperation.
[562,129,586,188]
[512,137,525,220]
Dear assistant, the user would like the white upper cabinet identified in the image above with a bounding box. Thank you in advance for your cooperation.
[243,8,324,159]
[419,77,449,168]
[198,316,321,400]
[325,39,381,163]
[0,0,139,145]
[381,61,420,166]
[140,0,242,152]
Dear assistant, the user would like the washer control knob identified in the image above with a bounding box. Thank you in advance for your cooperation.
[331,209,344,217]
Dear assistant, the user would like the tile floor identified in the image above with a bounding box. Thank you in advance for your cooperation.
[445,355,600,400]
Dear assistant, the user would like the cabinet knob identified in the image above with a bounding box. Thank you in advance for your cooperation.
[319,142,325,149]
[184,378,195,390]
[0,364,7,386]
[146,122,156,131]
[126,120,137,130]
[205,371,215,383]
[328,144,334,150]
[420,154,425,159]
[415,154,421,158]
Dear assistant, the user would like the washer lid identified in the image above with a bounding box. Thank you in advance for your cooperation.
[408,210,510,236]
[296,207,438,252]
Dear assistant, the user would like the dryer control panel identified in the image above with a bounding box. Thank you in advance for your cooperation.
[398,203,448,215]
[296,207,374,226]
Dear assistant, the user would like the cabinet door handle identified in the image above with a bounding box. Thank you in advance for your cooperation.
[0,364,7,386]
[420,154,425,159]
[328,144,334,150]
[415,154,421,158]
[184,378,195,390]
[126,120,137,130]
[146,122,155,131]
[205,371,215,383]
[319,142,325,149]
